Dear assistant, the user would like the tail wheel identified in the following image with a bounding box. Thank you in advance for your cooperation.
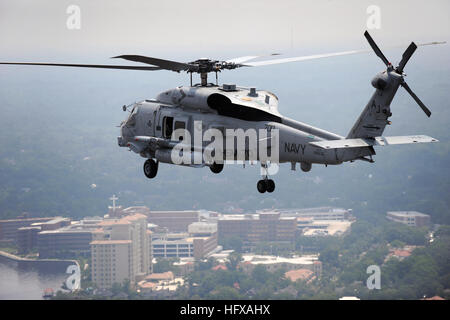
[210,162,224,174]
[143,159,158,179]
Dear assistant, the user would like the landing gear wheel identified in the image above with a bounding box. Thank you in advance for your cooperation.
[257,179,275,193]
[257,180,267,193]
[266,179,275,193]
[143,159,158,179]
[210,162,224,174]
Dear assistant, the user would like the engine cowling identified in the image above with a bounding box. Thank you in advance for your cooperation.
[155,148,205,167]
[371,72,390,90]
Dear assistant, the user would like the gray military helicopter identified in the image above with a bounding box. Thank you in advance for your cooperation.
[0,31,444,193]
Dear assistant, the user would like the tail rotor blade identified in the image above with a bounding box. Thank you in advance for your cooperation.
[401,81,432,117]
[364,30,390,66]
[397,42,417,73]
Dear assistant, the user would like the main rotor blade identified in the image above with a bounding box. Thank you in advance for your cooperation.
[113,55,193,72]
[364,30,390,66]
[416,41,446,47]
[397,42,417,73]
[240,38,445,68]
[226,56,260,64]
[0,61,162,71]
[226,53,281,64]
[243,49,370,67]
[401,81,432,117]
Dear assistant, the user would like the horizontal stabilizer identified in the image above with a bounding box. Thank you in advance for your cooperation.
[310,135,438,149]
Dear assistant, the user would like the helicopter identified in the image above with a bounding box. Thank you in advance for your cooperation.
[0,31,444,193]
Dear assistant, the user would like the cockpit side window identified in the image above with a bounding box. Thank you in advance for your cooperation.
[163,116,174,139]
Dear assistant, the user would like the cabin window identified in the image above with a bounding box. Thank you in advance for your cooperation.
[174,121,185,131]
[174,121,186,141]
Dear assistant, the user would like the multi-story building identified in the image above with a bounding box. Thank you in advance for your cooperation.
[152,235,193,258]
[17,226,41,254]
[192,234,218,259]
[91,214,151,289]
[0,217,54,242]
[218,212,297,248]
[38,227,95,258]
[39,217,71,231]
[265,207,351,221]
[91,240,133,289]
[188,222,217,236]
[386,211,431,227]
[151,232,218,259]
[147,211,199,232]
[36,217,102,258]
[15,217,71,255]
[107,205,151,219]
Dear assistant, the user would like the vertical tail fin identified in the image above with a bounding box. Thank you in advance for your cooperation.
[347,79,399,139]
[347,31,433,139]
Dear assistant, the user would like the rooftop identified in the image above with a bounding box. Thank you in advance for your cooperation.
[122,206,150,213]
[99,219,131,226]
[99,213,147,226]
[242,254,319,265]
[18,226,41,231]
[212,264,228,271]
[90,240,131,245]
[149,210,200,215]
[302,220,353,236]
[38,226,95,234]
[0,217,53,223]
[218,214,295,221]
[173,257,195,266]
[422,296,445,300]
[208,250,234,262]
[40,217,70,225]
[259,207,349,215]
[138,281,157,289]
[339,296,360,300]
[285,269,315,282]
[122,213,148,221]
[392,250,412,257]
[145,271,174,281]
[387,211,430,217]
[152,238,193,245]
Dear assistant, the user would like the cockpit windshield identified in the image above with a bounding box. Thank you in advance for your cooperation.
[125,105,138,127]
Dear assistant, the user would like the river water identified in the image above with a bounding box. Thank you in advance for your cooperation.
[0,263,67,300]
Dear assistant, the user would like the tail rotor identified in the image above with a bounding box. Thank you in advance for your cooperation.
[364,30,432,117]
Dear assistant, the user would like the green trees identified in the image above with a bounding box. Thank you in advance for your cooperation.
[320,247,340,267]
[152,258,179,273]
[254,242,293,256]
[345,228,450,300]
[220,236,244,253]
[180,262,292,300]
[226,252,242,271]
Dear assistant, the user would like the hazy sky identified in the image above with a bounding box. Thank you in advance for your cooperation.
[0,0,449,60]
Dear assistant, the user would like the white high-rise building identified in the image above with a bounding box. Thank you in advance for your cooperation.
[91,213,151,289]
[91,240,133,289]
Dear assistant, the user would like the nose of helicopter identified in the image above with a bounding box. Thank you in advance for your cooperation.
[117,126,128,147]
[118,103,139,147]
[117,120,132,147]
